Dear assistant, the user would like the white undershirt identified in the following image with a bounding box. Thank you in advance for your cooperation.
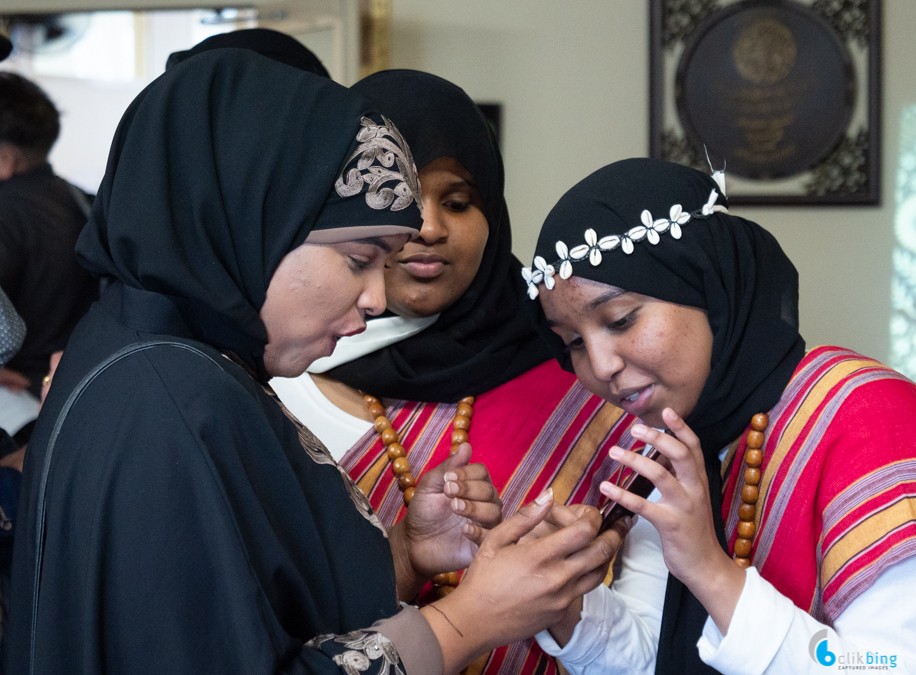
[270,373,371,462]
[270,313,439,461]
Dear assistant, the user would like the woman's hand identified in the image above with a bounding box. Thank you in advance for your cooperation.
[0,367,30,392]
[598,407,745,632]
[520,501,593,541]
[534,502,634,646]
[420,489,622,672]
[391,443,501,598]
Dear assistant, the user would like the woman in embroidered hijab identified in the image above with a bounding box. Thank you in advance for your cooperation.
[271,69,644,674]
[2,51,612,674]
[525,158,916,674]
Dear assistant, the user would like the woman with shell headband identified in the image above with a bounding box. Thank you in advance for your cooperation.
[2,51,613,674]
[524,158,916,674]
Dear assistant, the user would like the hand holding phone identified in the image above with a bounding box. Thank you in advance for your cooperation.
[598,445,661,533]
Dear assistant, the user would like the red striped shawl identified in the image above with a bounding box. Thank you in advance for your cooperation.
[721,346,916,623]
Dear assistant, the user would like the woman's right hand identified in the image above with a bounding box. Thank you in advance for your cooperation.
[535,502,634,646]
[420,489,620,672]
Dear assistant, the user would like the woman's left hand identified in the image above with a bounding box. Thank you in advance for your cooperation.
[598,408,745,631]
[398,442,502,582]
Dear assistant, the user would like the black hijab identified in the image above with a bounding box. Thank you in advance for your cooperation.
[0,32,11,61]
[530,158,805,674]
[165,27,330,77]
[326,69,551,402]
[76,50,422,379]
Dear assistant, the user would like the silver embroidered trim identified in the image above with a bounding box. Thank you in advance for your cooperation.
[522,188,727,299]
[307,631,405,675]
[335,116,421,212]
[265,382,387,537]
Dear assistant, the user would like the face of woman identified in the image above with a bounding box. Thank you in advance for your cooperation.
[383,156,489,318]
[538,276,714,428]
[260,234,409,377]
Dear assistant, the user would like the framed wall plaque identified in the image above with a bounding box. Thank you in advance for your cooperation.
[649,0,881,205]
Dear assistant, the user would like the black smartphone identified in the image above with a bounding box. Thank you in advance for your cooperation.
[598,446,661,533]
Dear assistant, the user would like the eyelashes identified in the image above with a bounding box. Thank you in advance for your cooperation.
[443,199,471,213]
[564,336,584,352]
[348,256,372,271]
[609,313,635,330]
[556,311,638,352]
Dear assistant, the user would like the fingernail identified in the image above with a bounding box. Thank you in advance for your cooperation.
[444,471,458,482]
[535,487,553,505]
[445,481,458,497]
[609,446,623,460]
[452,497,466,512]
[632,424,647,435]
[600,482,620,499]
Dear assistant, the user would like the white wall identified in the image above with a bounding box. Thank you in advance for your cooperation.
[387,0,916,366]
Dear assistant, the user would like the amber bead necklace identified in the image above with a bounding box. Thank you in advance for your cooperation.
[363,393,476,594]
[733,412,769,568]
[363,396,767,572]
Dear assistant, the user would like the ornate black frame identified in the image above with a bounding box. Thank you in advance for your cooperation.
[649,0,881,205]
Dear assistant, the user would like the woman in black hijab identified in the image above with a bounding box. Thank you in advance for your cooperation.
[329,71,548,399]
[165,27,330,76]
[2,51,613,674]
[527,158,916,673]
[272,70,644,675]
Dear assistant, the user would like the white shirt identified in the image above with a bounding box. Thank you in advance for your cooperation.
[536,492,667,673]
[270,372,371,462]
